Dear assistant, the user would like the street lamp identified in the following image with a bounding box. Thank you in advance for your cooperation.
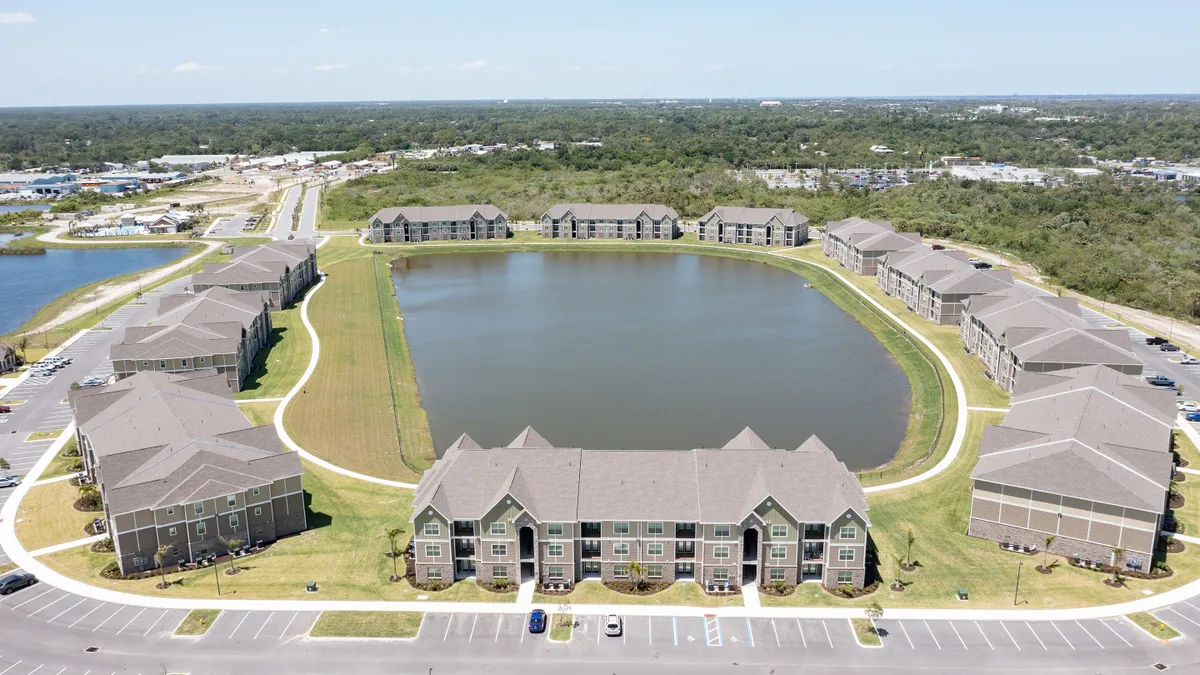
[1013,561,1023,606]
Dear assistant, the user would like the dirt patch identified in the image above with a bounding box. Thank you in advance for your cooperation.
[1035,565,1053,575]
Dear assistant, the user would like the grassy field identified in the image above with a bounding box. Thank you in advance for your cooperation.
[236,306,312,400]
[237,401,280,428]
[310,611,424,638]
[532,580,743,608]
[175,609,221,635]
[41,437,81,479]
[550,614,573,641]
[285,250,434,482]
[25,430,62,442]
[39,461,514,603]
[851,617,881,646]
[1126,612,1181,640]
[14,479,95,551]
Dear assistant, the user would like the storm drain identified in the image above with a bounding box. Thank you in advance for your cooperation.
[1153,664,1169,671]
[84,646,100,653]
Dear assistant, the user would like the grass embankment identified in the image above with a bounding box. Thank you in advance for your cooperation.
[39,461,514,603]
[311,611,424,638]
[851,618,881,646]
[533,580,742,607]
[285,248,434,482]
[41,436,81,479]
[1170,429,1200,533]
[1127,612,1181,640]
[175,609,221,636]
[549,614,573,642]
[14,480,95,551]
[236,305,312,400]
[237,401,280,428]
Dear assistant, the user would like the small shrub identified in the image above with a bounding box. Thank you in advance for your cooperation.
[771,580,787,594]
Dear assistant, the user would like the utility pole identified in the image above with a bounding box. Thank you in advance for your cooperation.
[215,562,222,596]
[1013,561,1023,606]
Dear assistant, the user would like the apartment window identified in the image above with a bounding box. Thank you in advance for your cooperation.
[490,522,506,536]
[424,523,441,537]
[166,506,175,516]
[254,507,262,516]
[839,548,855,562]
[182,359,189,368]
[493,566,508,579]
[159,361,166,369]
[227,496,237,508]
[547,523,563,536]
[168,527,177,536]
[548,544,564,557]
[770,568,786,582]
[427,568,442,580]
[647,565,663,579]
[491,544,507,557]
[839,526,857,540]
[713,545,730,559]
[714,525,731,538]
[613,543,630,556]
[425,544,441,558]
[614,565,629,578]
[229,514,239,529]
[647,522,663,535]
[613,522,630,535]
[548,566,564,580]
[771,545,787,559]
[196,522,207,536]
[647,543,663,556]
[712,568,729,581]
[771,524,789,538]
[252,487,260,496]
[837,571,854,585]
[194,502,204,516]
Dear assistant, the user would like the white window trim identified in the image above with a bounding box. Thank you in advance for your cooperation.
[424,523,441,537]
[713,545,730,559]
[492,566,508,579]
[547,544,564,558]
[613,522,630,535]
[647,522,664,535]
[425,544,442,558]
[491,543,507,557]
[490,522,507,536]
[771,545,787,559]
[196,522,207,536]
[838,548,855,561]
[613,543,630,556]
[839,526,857,540]
[714,525,731,538]
[547,523,564,537]
[647,543,663,556]
[771,524,789,538]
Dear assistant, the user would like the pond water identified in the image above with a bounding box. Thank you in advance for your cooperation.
[392,251,912,470]
[0,246,188,334]
[0,204,51,214]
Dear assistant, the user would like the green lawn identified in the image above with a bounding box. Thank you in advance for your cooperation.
[237,401,279,428]
[1126,612,1181,640]
[175,609,221,635]
[39,461,514,603]
[15,480,95,551]
[549,613,573,641]
[310,611,424,638]
[25,430,63,442]
[236,306,312,400]
[532,580,742,608]
[41,437,82,479]
[851,617,881,646]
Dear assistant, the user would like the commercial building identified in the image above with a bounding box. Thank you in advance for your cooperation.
[959,286,1141,392]
[967,366,1175,572]
[876,245,1015,325]
[821,217,921,276]
[110,287,272,392]
[540,204,679,241]
[696,207,809,246]
[190,241,317,309]
[0,173,80,196]
[70,371,305,575]
[411,427,869,590]
[367,205,509,244]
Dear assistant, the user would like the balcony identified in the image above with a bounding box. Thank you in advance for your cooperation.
[674,524,697,538]
[803,528,826,541]
[453,524,475,538]
[581,524,602,538]
[743,549,758,562]
[455,545,476,558]
[581,549,601,560]
[675,547,695,559]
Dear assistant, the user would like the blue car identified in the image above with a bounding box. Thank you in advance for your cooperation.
[1188,412,1200,423]
[528,608,547,633]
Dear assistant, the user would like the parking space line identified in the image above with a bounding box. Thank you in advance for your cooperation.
[27,594,67,617]
[898,620,915,649]
[116,608,145,634]
[647,617,651,646]
[597,615,602,644]
[443,615,452,642]
[142,611,167,637]
[254,612,275,640]
[973,622,993,650]
[746,618,754,647]
[673,617,678,646]
[0,660,21,675]
[949,621,967,649]
[92,606,124,632]
[1075,620,1103,649]
[69,603,105,628]
[9,589,54,610]
[796,619,806,648]
[495,615,502,643]
[230,612,249,638]
[280,611,300,639]
[468,614,478,642]
[923,620,941,650]
[1164,607,1200,629]
[999,623,1021,650]
[46,598,85,623]
[771,618,780,648]
[821,619,833,648]
[1047,622,1068,650]
[1101,619,1132,648]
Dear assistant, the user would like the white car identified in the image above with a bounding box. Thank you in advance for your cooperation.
[1181,356,1200,365]
[1179,402,1200,413]
[604,614,623,637]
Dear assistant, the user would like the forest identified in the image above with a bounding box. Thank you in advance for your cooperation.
[3,98,1200,171]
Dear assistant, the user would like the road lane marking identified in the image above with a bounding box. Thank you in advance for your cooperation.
[254,612,275,640]
[973,621,993,650]
[0,661,21,675]
[772,618,780,648]
[821,619,833,648]
[117,607,146,634]
[673,617,678,646]
[141,611,167,637]
[999,623,1021,650]
[796,619,807,649]
[1075,620,1103,649]
[1048,622,1071,650]
[69,603,104,628]
[93,606,124,632]
[468,613,478,642]
[597,615,601,644]
[1101,619,1132,648]
[47,598,85,623]
[647,617,651,645]
[949,621,967,649]
[924,620,941,650]
[898,620,915,649]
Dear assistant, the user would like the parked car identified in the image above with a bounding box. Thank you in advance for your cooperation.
[1178,402,1200,413]
[0,573,36,595]
[931,244,945,250]
[1188,412,1200,423]
[0,476,20,488]
[967,257,982,265]
[29,368,53,377]
[80,376,104,387]
[1182,356,1200,365]
[604,614,623,637]
[1146,336,1169,345]
[1145,374,1176,387]
[1162,343,1182,352]
[528,609,547,633]
[0,405,10,414]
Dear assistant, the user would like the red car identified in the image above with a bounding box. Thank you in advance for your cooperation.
[0,406,10,414]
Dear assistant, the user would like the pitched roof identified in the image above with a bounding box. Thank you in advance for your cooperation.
[508,426,553,448]
[191,258,287,288]
[887,247,972,278]
[824,217,894,239]
[927,268,1014,295]
[369,204,507,224]
[229,240,315,267]
[852,230,922,252]
[542,203,679,222]
[698,207,809,227]
[110,323,240,361]
[1008,327,1140,367]
[970,366,1175,511]
[152,287,266,331]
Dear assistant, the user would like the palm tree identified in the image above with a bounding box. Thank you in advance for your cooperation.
[1111,547,1125,584]
[904,529,917,568]
[381,527,403,582]
[218,536,244,576]
[15,336,28,364]
[78,484,101,510]
[1042,535,1055,571]
[626,560,647,590]
[154,544,174,589]
[0,457,9,477]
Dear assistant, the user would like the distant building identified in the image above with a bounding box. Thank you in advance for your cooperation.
[697,207,809,246]
[153,155,234,170]
[821,217,920,276]
[869,145,894,154]
[940,156,984,167]
[540,204,679,240]
[876,245,1014,325]
[759,100,782,107]
[0,173,79,196]
[367,205,509,244]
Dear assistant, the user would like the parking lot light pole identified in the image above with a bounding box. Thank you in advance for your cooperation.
[1013,561,1023,606]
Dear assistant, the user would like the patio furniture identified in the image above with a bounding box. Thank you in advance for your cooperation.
[957,588,969,601]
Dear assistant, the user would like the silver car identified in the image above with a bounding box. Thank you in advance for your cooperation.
[604,614,623,637]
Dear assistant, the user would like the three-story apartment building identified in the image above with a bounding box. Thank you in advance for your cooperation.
[190,241,317,309]
[821,217,920,276]
[411,427,869,590]
[696,207,809,246]
[540,204,679,241]
[367,205,509,243]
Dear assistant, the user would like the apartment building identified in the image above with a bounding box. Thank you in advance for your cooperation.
[959,286,1141,391]
[410,427,869,590]
[0,342,16,374]
[696,207,809,246]
[821,217,921,275]
[110,287,272,392]
[540,204,679,240]
[967,366,1175,572]
[367,205,509,244]
[876,245,1014,325]
[70,371,305,575]
[190,241,317,309]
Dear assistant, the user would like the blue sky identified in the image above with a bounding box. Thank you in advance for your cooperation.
[1,0,1196,106]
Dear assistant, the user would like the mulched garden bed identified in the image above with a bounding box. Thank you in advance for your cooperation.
[98,544,273,581]
[824,581,879,599]
[1170,492,1186,509]
[1167,538,1186,553]
[1103,578,1125,588]
[1035,565,1054,575]
[477,580,517,594]
[760,583,797,597]
[1068,560,1173,580]
[889,582,906,593]
[535,583,573,596]
[90,537,114,553]
[73,498,103,512]
[1179,457,1191,469]
[1177,472,1188,483]
[603,580,673,596]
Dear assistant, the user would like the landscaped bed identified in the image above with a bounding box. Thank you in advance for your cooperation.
[532,580,742,608]
[310,611,424,639]
[175,609,221,636]
[851,617,882,646]
[1126,612,1180,640]
[549,613,574,642]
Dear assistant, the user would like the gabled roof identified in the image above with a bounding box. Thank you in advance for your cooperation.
[723,427,772,450]
[369,204,507,224]
[153,287,267,331]
[542,203,679,222]
[824,217,893,239]
[508,426,553,448]
[110,323,240,361]
[698,207,809,227]
[888,247,972,278]
[852,230,922,252]
[228,241,315,268]
[1009,327,1139,367]
[927,268,1014,295]
[191,258,287,287]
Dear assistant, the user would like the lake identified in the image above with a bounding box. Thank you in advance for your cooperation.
[392,251,912,470]
[0,246,188,334]
[0,204,51,214]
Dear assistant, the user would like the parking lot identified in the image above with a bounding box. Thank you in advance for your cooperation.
[205,213,260,237]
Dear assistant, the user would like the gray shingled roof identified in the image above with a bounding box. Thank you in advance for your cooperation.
[542,204,679,221]
[824,217,893,238]
[110,324,239,361]
[927,268,1014,295]
[1009,327,1139,367]
[853,230,922,252]
[153,287,267,331]
[412,428,868,527]
[888,247,972,278]
[229,240,315,266]
[970,366,1175,511]
[369,205,507,224]
[698,207,809,227]
[191,258,288,288]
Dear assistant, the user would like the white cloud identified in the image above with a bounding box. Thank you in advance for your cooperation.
[459,59,488,71]
[317,27,330,33]
[935,62,972,71]
[0,12,34,23]
[311,64,349,72]
[172,62,218,73]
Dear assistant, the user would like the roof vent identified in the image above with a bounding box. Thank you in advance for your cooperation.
[1152,664,1169,672]
[85,646,101,653]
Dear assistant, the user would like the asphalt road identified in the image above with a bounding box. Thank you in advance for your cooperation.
[295,186,319,239]
[268,185,302,239]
